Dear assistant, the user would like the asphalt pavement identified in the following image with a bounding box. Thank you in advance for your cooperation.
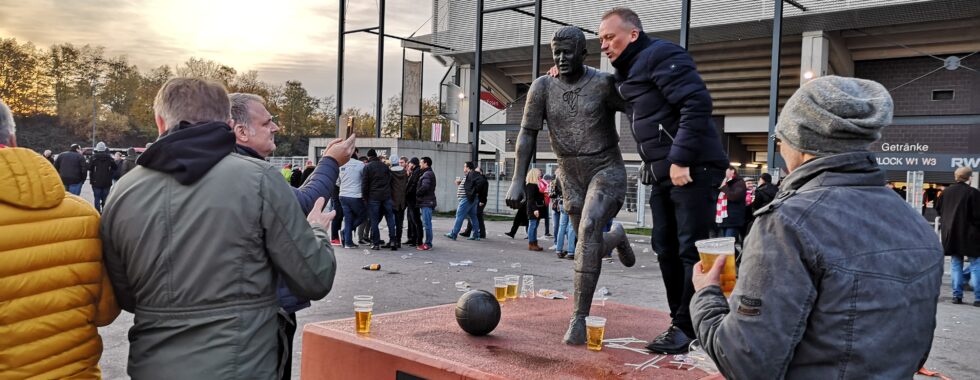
[81,185,978,379]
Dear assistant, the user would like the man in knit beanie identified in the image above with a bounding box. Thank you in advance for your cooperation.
[688,76,943,379]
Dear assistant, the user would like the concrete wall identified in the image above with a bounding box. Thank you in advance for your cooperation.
[308,138,471,213]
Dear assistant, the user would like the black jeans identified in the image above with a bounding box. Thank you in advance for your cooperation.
[648,166,724,337]
[394,206,406,244]
[407,205,423,245]
[277,311,298,380]
[462,203,487,238]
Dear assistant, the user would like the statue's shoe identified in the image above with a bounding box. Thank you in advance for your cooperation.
[611,223,636,268]
[563,316,587,345]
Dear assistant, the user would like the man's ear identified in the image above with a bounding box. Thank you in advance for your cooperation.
[155,114,167,136]
[234,124,248,142]
[630,29,640,43]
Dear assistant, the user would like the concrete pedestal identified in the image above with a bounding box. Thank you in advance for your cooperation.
[301,298,718,379]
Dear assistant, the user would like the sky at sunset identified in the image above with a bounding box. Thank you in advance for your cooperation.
[0,0,448,110]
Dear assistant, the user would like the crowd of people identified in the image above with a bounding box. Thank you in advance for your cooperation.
[0,5,974,380]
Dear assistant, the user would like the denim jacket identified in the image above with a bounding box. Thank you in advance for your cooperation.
[692,152,942,379]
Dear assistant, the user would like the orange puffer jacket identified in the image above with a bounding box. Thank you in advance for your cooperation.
[0,147,120,379]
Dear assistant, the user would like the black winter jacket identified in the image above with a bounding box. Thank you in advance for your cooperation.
[718,176,747,228]
[390,166,408,210]
[613,33,728,182]
[362,157,392,201]
[88,152,117,188]
[750,183,778,214]
[936,182,980,257]
[463,171,480,201]
[406,169,421,206]
[525,183,546,218]
[475,173,489,205]
[416,167,437,209]
[54,150,87,184]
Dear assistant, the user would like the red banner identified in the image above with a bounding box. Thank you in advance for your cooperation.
[480,91,505,110]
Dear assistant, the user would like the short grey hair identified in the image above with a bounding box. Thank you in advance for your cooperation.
[602,7,643,31]
[229,93,266,134]
[0,98,14,145]
[153,78,231,131]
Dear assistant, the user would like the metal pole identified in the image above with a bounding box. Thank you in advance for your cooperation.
[529,0,541,166]
[766,0,783,170]
[91,88,97,147]
[470,0,484,163]
[679,0,692,49]
[400,47,405,138]
[337,0,345,134]
[376,0,385,138]
[419,52,424,127]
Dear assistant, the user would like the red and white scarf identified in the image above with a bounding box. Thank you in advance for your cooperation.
[715,190,728,224]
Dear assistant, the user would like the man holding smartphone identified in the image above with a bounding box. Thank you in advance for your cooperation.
[229,92,356,378]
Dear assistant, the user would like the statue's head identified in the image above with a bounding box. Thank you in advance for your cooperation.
[551,26,587,78]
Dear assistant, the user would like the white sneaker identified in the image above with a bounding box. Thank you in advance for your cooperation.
[548,245,557,250]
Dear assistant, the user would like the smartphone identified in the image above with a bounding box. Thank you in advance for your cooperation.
[325,199,335,213]
[346,117,355,137]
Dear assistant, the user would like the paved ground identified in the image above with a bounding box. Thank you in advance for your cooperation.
[84,188,979,379]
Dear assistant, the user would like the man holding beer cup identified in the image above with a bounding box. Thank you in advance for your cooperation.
[691,76,942,379]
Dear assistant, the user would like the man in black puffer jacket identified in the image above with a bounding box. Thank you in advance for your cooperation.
[88,142,117,213]
[362,149,397,250]
[599,7,728,354]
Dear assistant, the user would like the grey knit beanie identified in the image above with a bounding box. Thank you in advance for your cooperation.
[776,76,893,155]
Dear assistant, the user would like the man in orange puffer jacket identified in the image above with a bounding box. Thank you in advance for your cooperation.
[0,99,120,379]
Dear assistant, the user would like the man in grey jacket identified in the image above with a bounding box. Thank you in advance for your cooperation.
[691,76,942,379]
[229,92,355,379]
[101,78,338,379]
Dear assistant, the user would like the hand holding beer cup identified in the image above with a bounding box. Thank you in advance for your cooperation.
[693,254,727,292]
[693,237,737,296]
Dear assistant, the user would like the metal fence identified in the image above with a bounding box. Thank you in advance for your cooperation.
[267,156,309,169]
[481,162,654,228]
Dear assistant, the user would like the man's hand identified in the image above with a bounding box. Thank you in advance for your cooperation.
[547,65,559,77]
[307,197,336,229]
[670,164,693,187]
[325,134,356,166]
[693,257,726,292]
[533,210,539,218]
[505,181,525,209]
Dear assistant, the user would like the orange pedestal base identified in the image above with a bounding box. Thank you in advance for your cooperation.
[301,298,718,380]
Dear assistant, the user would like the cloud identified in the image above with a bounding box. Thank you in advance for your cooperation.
[0,0,446,108]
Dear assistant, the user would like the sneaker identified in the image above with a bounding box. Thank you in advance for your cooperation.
[371,244,381,250]
[953,297,963,304]
[467,236,481,241]
[504,232,515,239]
[460,232,471,238]
[330,239,341,246]
[557,251,567,259]
[343,244,359,249]
[444,233,457,241]
[645,326,692,354]
[974,301,980,307]
[419,244,432,251]
[548,245,557,250]
[565,255,575,260]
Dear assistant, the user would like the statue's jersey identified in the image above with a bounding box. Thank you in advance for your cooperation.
[521,66,625,157]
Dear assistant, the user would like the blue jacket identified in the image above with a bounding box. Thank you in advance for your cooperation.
[692,152,942,379]
[235,145,340,313]
[613,33,728,181]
